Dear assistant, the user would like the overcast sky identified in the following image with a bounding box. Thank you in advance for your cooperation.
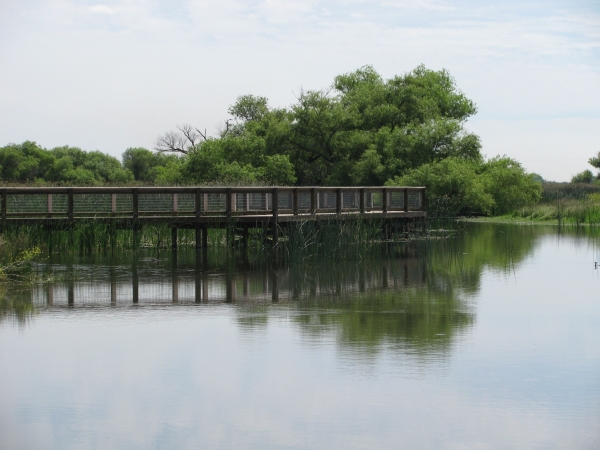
[1,0,598,181]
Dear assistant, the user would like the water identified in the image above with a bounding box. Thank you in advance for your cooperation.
[1,223,599,449]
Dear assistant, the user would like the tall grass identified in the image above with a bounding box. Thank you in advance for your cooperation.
[0,215,428,265]
[508,183,600,226]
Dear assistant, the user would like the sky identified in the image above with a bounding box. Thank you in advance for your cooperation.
[0,0,599,182]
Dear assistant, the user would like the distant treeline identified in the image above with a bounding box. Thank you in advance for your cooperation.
[0,65,543,216]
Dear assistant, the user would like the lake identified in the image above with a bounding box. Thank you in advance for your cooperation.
[1,222,599,449]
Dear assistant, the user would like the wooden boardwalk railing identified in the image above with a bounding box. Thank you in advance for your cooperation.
[0,186,426,222]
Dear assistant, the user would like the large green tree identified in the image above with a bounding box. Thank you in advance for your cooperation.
[194,65,482,186]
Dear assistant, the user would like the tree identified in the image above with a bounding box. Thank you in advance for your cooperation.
[479,157,542,215]
[155,124,207,154]
[228,95,269,123]
[388,158,494,215]
[588,152,600,171]
[388,156,542,216]
[283,65,481,185]
[571,170,594,184]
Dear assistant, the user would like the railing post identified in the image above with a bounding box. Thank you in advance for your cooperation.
[272,188,279,218]
[293,188,299,215]
[404,188,409,213]
[0,189,6,222]
[173,193,178,213]
[360,188,365,214]
[422,188,427,211]
[272,188,279,247]
[195,189,202,249]
[47,194,53,215]
[382,188,388,214]
[311,188,317,215]
[67,189,74,220]
[226,188,232,218]
[195,189,201,219]
[132,189,139,220]
[336,188,342,215]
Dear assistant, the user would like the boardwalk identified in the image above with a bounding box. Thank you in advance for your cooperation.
[0,186,426,246]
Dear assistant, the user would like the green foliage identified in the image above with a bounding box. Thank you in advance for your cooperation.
[571,169,594,184]
[280,65,481,185]
[0,234,42,282]
[0,142,134,185]
[228,95,269,123]
[163,65,483,187]
[479,157,542,215]
[542,182,600,202]
[388,158,493,215]
[389,156,541,216]
[123,147,158,181]
[588,152,600,169]
[259,155,297,185]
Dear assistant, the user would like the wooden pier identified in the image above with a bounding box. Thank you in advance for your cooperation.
[0,186,426,246]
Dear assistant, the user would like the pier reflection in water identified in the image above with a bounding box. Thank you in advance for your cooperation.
[33,251,429,307]
[15,241,479,354]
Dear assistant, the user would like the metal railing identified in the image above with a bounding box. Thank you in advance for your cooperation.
[0,186,426,221]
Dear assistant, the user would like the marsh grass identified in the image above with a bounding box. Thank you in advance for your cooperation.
[488,183,600,225]
[282,217,430,264]
[509,190,600,226]
[0,215,429,268]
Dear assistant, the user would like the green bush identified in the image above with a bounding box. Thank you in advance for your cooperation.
[388,156,541,216]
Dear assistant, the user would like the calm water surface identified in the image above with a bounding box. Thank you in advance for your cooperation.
[1,223,599,449]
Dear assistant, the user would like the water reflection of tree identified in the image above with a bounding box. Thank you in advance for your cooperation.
[0,289,36,326]
[291,266,474,354]
[428,222,542,294]
[285,223,544,355]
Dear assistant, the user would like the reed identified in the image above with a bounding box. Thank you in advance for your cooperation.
[0,216,429,268]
